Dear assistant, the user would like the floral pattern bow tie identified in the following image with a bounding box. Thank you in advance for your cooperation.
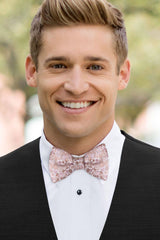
[49,144,109,183]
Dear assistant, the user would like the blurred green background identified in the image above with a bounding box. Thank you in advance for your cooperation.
[0,0,160,128]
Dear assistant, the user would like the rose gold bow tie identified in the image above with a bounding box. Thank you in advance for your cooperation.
[49,144,109,183]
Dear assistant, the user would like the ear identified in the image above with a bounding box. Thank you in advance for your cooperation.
[25,55,37,87]
[118,59,131,90]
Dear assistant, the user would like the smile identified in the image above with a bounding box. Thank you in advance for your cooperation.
[57,101,96,109]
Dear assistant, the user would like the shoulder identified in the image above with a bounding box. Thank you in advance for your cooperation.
[0,138,40,168]
[121,130,160,159]
[120,131,160,188]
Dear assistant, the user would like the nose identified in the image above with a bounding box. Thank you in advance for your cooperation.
[64,66,89,95]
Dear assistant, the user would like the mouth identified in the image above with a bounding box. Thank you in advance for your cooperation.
[57,101,97,109]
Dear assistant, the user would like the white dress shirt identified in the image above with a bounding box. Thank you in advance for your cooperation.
[40,122,125,240]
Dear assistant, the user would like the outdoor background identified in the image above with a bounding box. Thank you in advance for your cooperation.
[0,0,160,155]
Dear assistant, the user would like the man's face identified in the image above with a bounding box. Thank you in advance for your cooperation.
[26,25,130,144]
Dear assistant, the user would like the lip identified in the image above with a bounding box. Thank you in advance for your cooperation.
[56,100,98,114]
[56,99,98,103]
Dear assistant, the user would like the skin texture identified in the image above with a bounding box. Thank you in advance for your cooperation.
[25,25,130,155]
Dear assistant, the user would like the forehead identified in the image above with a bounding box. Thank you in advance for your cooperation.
[39,25,115,61]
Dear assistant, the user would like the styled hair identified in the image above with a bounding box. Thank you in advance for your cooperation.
[30,0,128,73]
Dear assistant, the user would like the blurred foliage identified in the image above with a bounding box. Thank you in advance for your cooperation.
[0,0,160,124]
[114,0,160,125]
[0,0,42,96]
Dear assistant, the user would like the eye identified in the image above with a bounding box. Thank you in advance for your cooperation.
[50,64,67,69]
[87,64,103,70]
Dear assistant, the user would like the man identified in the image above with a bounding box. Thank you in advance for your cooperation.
[0,0,160,239]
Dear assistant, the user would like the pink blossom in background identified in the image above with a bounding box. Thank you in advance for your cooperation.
[0,74,26,156]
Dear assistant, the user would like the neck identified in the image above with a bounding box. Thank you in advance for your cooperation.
[44,121,114,155]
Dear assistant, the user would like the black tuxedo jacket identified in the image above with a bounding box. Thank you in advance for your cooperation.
[0,131,160,240]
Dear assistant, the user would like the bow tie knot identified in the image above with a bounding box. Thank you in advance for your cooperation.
[49,144,109,183]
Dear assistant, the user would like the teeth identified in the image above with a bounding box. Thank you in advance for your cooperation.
[61,101,93,109]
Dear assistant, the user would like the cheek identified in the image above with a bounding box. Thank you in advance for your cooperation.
[92,78,119,101]
[37,77,58,98]
[36,82,52,112]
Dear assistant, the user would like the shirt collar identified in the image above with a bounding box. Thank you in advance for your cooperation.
[40,121,125,173]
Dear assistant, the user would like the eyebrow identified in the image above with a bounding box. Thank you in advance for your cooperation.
[84,56,110,63]
[44,56,69,65]
[44,55,110,65]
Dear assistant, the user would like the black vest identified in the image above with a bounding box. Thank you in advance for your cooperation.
[0,132,160,239]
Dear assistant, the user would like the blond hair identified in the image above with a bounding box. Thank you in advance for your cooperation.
[30,0,128,73]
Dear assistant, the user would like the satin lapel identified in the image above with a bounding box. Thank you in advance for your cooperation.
[22,138,58,239]
[99,137,133,239]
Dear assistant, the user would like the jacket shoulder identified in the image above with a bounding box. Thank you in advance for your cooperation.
[121,130,160,158]
[0,138,40,173]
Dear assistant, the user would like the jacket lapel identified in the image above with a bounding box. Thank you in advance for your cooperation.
[99,137,130,239]
[29,138,58,239]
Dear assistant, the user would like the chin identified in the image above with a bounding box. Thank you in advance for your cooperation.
[61,127,89,139]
